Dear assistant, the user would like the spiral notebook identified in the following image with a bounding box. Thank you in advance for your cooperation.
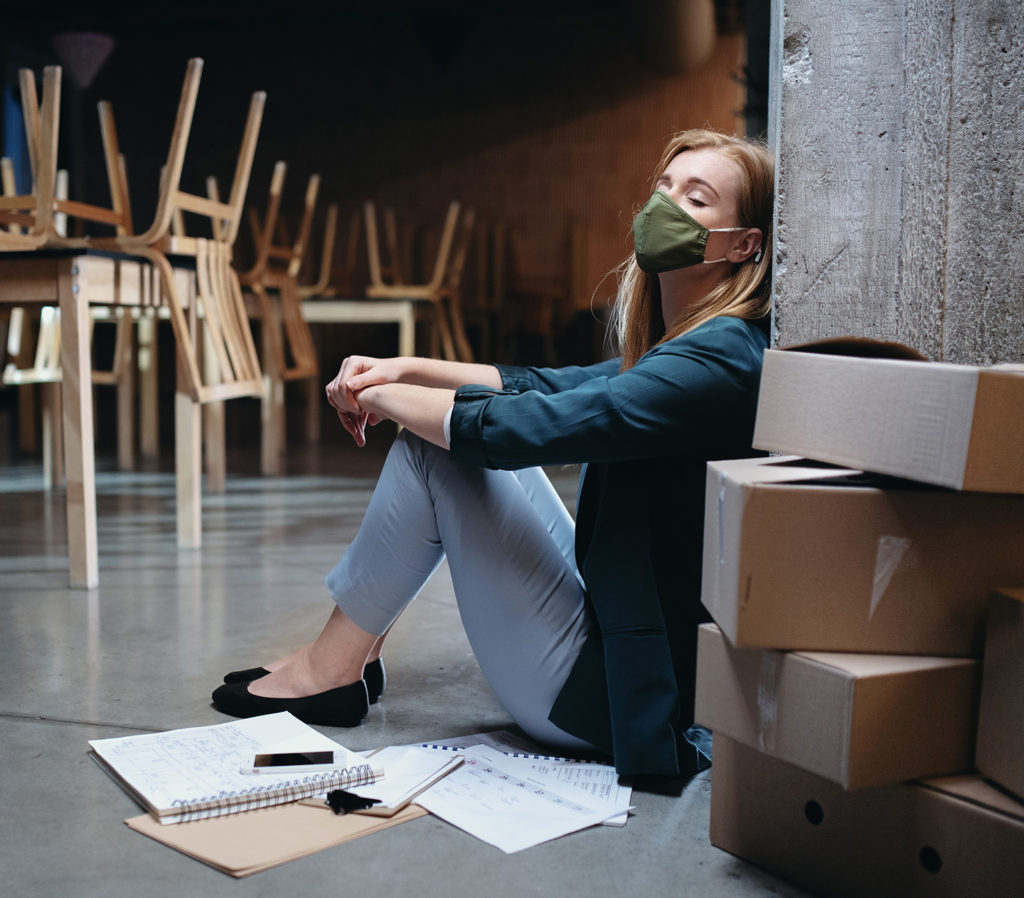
[89,712,380,824]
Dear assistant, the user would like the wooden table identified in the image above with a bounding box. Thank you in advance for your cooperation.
[300,298,416,356]
[0,249,202,588]
[298,297,417,439]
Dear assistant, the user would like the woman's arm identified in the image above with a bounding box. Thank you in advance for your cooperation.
[325,355,502,447]
[343,356,503,393]
[353,383,455,448]
[449,318,769,469]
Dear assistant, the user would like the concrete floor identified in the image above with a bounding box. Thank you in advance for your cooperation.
[0,421,812,897]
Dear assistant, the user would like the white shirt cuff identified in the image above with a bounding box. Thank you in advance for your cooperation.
[443,404,454,449]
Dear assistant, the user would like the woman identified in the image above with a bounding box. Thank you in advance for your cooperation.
[213,129,774,779]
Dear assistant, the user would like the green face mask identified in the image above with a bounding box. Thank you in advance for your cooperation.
[632,190,746,274]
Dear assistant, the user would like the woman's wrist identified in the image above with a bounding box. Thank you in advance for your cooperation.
[357,382,455,449]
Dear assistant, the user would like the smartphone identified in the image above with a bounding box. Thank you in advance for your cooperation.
[240,750,343,775]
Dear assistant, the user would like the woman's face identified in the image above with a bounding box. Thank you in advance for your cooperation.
[655,148,746,258]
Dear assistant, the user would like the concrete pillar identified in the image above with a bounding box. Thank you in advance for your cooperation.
[768,0,1024,364]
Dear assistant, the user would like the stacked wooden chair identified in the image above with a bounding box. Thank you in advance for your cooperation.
[464,219,508,362]
[297,204,362,300]
[0,57,267,552]
[237,162,321,474]
[363,199,476,362]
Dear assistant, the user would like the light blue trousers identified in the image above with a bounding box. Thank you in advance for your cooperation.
[326,431,596,753]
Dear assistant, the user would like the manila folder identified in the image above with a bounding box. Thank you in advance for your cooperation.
[125,801,426,877]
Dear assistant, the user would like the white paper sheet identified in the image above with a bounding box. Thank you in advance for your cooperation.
[343,746,463,811]
[415,745,631,854]
[415,729,632,826]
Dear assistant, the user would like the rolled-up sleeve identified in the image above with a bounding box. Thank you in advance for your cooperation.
[449,317,767,470]
[495,359,621,395]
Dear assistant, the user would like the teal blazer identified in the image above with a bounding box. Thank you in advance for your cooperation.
[448,315,768,777]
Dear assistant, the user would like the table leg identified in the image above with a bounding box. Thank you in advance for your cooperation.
[260,301,285,477]
[174,271,203,548]
[116,311,136,472]
[175,362,202,549]
[304,377,320,444]
[397,301,415,357]
[58,259,98,588]
[137,309,160,463]
[41,380,63,489]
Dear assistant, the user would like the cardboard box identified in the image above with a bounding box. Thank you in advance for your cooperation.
[753,343,1024,493]
[710,735,1024,898]
[694,624,979,789]
[976,587,1024,800]
[700,456,1024,655]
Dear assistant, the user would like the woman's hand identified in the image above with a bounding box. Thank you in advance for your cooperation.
[325,356,396,446]
[323,354,497,447]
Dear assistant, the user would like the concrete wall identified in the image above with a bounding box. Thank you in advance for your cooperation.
[768,0,1024,364]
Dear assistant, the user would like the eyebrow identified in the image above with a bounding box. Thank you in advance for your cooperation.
[685,177,720,198]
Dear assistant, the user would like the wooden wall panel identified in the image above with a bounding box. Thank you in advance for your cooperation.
[362,34,747,316]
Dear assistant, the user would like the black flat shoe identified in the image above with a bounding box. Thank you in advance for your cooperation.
[223,658,387,704]
[222,666,270,685]
[211,679,369,727]
[363,658,386,705]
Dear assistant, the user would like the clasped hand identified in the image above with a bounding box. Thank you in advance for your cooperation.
[325,355,399,447]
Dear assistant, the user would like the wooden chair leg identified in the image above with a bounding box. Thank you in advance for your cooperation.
[58,258,98,588]
[137,309,160,464]
[446,296,475,363]
[17,383,37,453]
[201,319,226,493]
[259,297,286,477]
[426,310,441,359]
[14,311,37,454]
[433,302,458,361]
[175,351,202,549]
[304,377,320,443]
[41,380,63,489]
[114,310,135,472]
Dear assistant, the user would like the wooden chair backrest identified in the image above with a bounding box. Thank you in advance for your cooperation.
[242,161,287,279]
[215,92,265,247]
[364,200,384,286]
[108,64,266,403]
[473,220,508,309]
[1,158,20,233]
[46,96,133,238]
[364,200,460,292]
[242,164,320,282]
[156,89,265,254]
[444,207,476,292]
[11,59,204,246]
[98,101,133,235]
[131,58,203,246]
[298,202,337,297]
[0,66,60,242]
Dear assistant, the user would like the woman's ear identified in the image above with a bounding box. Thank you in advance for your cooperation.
[730,228,763,263]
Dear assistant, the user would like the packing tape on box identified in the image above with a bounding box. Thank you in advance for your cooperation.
[871,535,912,618]
[756,652,779,753]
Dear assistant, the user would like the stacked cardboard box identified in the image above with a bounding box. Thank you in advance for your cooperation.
[709,736,1024,898]
[695,341,1024,897]
[975,587,1024,802]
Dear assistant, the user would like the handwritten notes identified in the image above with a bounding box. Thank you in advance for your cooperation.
[415,744,633,853]
[89,713,369,823]
[416,728,632,826]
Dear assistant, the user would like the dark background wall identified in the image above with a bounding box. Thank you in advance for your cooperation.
[3,2,765,342]
[1,2,768,455]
